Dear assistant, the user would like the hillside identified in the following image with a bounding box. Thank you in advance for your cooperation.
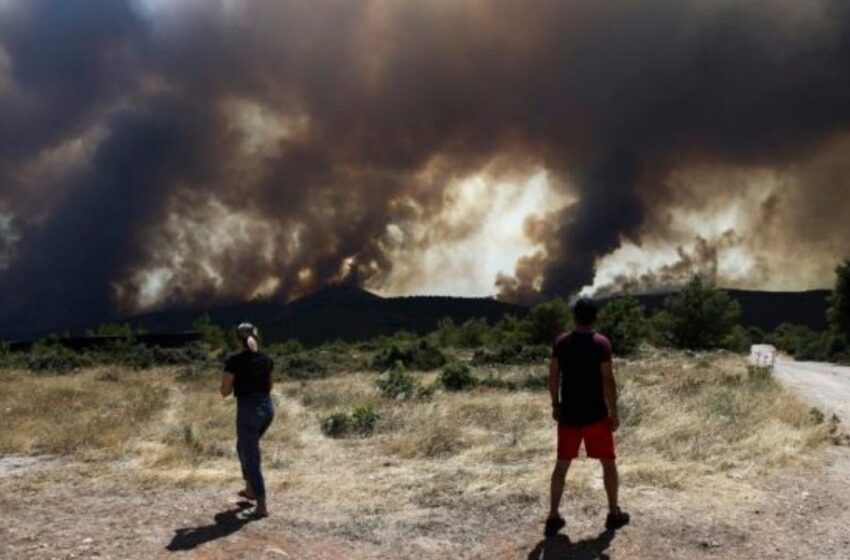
[132,285,525,345]
[0,286,831,345]
[630,289,831,332]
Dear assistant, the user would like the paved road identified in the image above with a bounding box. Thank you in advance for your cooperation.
[773,356,850,422]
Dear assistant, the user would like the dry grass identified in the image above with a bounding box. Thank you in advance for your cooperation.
[0,350,830,514]
[0,368,168,460]
[615,349,827,488]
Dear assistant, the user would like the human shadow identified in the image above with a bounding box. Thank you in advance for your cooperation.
[166,503,256,551]
[527,529,615,560]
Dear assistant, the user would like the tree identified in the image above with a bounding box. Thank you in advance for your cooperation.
[596,296,648,355]
[527,297,572,345]
[457,318,490,348]
[433,317,461,347]
[661,276,741,350]
[192,315,227,350]
[828,258,850,338]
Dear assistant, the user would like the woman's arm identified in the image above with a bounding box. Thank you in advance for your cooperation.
[220,372,235,397]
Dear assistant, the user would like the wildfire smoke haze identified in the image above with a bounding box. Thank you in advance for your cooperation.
[1,0,849,330]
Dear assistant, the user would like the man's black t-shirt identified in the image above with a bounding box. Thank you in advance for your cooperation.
[224,351,274,398]
[553,331,612,426]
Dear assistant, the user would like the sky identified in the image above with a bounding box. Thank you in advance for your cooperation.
[1,0,849,330]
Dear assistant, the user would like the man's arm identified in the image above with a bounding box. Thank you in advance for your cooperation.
[601,361,619,431]
[548,356,560,422]
[220,372,235,398]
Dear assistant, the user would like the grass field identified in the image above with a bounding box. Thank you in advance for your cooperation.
[1,349,828,505]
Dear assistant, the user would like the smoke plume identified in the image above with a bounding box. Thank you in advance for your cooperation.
[1,0,850,331]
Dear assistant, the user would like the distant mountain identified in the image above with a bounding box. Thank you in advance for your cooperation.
[130,285,525,346]
[628,289,831,332]
[0,284,832,344]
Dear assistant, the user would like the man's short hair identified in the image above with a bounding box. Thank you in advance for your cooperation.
[573,297,598,326]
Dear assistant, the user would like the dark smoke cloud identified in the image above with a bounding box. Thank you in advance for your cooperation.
[1,0,850,332]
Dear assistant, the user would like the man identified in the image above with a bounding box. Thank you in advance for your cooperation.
[545,298,630,537]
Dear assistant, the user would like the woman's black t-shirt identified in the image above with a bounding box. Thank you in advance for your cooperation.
[224,351,274,397]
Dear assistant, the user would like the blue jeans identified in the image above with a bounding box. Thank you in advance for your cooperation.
[236,395,274,501]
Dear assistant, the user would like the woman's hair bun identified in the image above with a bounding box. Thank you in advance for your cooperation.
[236,322,259,341]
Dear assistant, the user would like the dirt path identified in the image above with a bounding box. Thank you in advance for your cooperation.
[774,356,850,422]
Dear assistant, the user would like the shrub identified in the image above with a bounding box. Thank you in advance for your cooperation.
[321,412,351,438]
[192,315,227,350]
[267,339,306,356]
[527,298,572,344]
[597,296,648,355]
[351,405,379,436]
[660,276,741,350]
[458,318,491,348]
[471,343,549,365]
[371,339,447,371]
[277,352,328,380]
[86,341,206,369]
[376,364,419,399]
[321,405,379,438]
[829,258,850,338]
[489,315,533,346]
[27,342,89,373]
[432,317,461,347]
[0,342,21,369]
[723,325,752,354]
[439,362,476,391]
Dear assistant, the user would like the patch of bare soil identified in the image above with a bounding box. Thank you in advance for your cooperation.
[1,447,849,559]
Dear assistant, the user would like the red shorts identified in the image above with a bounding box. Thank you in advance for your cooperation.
[557,417,616,460]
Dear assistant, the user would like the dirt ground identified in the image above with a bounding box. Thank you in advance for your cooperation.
[2,357,850,559]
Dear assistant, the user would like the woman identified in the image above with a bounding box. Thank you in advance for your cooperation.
[220,322,275,518]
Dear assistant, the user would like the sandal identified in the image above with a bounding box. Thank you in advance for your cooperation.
[238,489,256,501]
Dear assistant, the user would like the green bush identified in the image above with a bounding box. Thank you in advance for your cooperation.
[192,315,227,350]
[376,363,432,400]
[527,298,572,344]
[458,318,491,348]
[471,343,549,365]
[351,405,379,435]
[27,342,89,373]
[0,342,21,369]
[321,412,352,438]
[371,339,447,371]
[267,339,306,356]
[488,315,533,346]
[86,341,207,369]
[320,405,379,438]
[597,296,648,355]
[439,362,476,391]
[829,258,850,338]
[723,325,752,354]
[659,276,741,350]
[432,317,462,347]
[277,352,328,380]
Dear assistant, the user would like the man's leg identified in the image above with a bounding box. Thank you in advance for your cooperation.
[549,459,571,519]
[601,459,618,513]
